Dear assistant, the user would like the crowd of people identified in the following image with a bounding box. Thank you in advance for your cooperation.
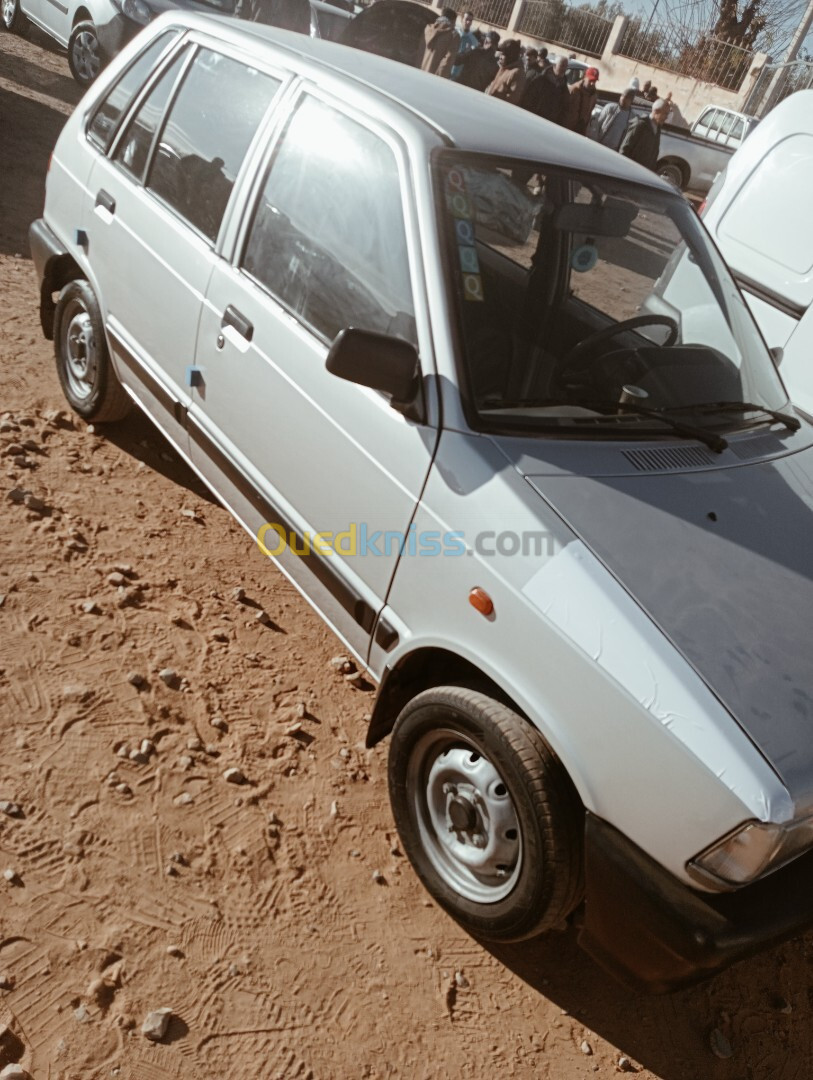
[421,9,674,173]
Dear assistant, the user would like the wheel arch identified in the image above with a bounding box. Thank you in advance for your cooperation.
[366,647,527,748]
[40,254,85,340]
[72,6,92,26]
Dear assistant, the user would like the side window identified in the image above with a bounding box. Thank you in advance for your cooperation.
[87,30,180,152]
[114,49,188,181]
[242,97,417,345]
[147,49,281,243]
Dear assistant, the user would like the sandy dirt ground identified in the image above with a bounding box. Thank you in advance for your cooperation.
[1,26,812,1080]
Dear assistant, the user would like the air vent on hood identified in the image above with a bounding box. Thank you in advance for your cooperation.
[622,445,716,472]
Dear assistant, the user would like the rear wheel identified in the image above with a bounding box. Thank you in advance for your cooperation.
[1,0,29,34]
[388,686,584,942]
[53,280,131,423]
[657,159,686,190]
[68,20,103,86]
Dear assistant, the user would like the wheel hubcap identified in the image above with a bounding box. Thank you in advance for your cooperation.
[62,302,97,400]
[409,728,522,903]
[2,0,16,27]
[73,31,101,81]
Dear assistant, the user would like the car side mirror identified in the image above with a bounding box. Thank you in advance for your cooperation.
[326,328,421,416]
[770,346,783,368]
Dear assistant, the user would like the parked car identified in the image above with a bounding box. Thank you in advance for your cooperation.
[1,0,354,86]
[31,14,813,994]
[652,90,813,419]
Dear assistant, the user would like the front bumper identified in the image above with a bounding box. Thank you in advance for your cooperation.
[580,813,813,993]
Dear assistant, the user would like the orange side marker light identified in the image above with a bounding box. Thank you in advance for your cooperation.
[469,587,494,617]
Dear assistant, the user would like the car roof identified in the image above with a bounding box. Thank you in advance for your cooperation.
[152,11,672,191]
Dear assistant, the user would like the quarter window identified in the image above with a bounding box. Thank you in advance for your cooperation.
[147,49,281,242]
[242,97,416,345]
[114,49,188,181]
[87,30,180,152]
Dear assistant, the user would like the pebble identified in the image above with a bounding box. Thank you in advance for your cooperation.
[580,1040,593,1055]
[0,1066,33,1080]
[127,672,146,688]
[0,973,15,990]
[178,756,193,771]
[165,863,178,877]
[141,739,155,756]
[186,737,203,751]
[180,508,200,521]
[285,722,302,736]
[74,1004,91,1023]
[3,868,19,884]
[166,945,183,957]
[617,1057,635,1071]
[329,801,339,818]
[141,1007,172,1042]
[231,587,246,602]
[339,748,351,759]
[0,802,22,818]
[454,971,470,989]
[80,600,101,615]
[116,745,129,759]
[6,488,27,504]
[107,572,126,587]
[158,668,179,688]
[169,851,187,865]
[174,793,193,806]
[113,563,136,577]
[344,670,365,686]
[294,702,307,719]
[255,611,273,627]
[128,749,148,764]
[23,494,46,513]
[330,655,354,673]
[371,869,385,884]
[115,784,132,796]
[209,716,228,732]
[349,850,361,858]
[223,767,246,785]
[709,1028,733,1059]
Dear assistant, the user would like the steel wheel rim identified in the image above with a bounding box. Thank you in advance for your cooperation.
[61,299,97,400]
[2,0,17,27]
[407,726,522,903]
[72,30,101,81]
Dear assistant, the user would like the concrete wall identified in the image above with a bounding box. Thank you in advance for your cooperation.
[437,2,768,126]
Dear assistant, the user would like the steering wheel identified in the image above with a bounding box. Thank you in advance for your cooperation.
[561,314,679,372]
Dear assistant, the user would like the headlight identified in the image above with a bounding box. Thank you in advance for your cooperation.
[689,816,813,888]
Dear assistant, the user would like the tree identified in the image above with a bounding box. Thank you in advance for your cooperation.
[712,0,766,45]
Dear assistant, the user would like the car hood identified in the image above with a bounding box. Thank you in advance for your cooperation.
[502,433,813,808]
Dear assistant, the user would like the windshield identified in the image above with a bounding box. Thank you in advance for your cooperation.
[436,151,789,439]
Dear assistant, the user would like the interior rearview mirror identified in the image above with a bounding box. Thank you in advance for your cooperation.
[326,328,420,413]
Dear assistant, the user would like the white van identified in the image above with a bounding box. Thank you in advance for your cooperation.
[699,90,813,416]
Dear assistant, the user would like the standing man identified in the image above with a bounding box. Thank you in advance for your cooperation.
[593,88,635,150]
[619,97,670,170]
[451,11,478,80]
[523,47,545,85]
[519,55,569,125]
[420,8,459,78]
[485,39,526,103]
[565,66,599,135]
[456,29,500,90]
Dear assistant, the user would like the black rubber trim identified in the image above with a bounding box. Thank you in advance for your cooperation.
[28,218,68,287]
[186,414,375,633]
[579,812,813,993]
[735,272,806,321]
[374,614,399,651]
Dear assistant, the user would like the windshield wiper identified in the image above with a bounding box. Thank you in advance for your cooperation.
[667,401,801,433]
[484,397,729,452]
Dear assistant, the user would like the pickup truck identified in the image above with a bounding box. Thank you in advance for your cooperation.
[593,97,759,194]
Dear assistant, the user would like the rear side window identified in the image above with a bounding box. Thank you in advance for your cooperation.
[147,49,281,242]
[114,49,188,181]
[88,31,179,152]
[242,97,416,345]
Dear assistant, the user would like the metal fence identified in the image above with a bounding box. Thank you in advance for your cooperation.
[618,22,755,91]
[744,59,813,117]
[516,0,613,56]
[466,0,516,29]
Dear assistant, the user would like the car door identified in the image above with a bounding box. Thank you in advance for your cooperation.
[85,39,283,450]
[188,89,438,660]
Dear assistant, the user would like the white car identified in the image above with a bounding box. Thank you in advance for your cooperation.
[2,0,124,86]
[30,14,813,992]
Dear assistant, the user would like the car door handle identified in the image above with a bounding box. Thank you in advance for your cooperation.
[221,305,254,343]
[95,190,116,215]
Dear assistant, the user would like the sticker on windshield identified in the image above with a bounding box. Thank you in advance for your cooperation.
[571,243,598,273]
[446,168,484,302]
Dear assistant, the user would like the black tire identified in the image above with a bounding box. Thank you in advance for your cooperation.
[68,20,103,87]
[388,686,583,942]
[1,0,29,34]
[657,160,686,190]
[53,279,131,423]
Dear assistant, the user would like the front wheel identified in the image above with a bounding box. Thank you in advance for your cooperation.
[53,279,131,422]
[388,686,584,942]
[68,20,103,86]
[1,0,29,34]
